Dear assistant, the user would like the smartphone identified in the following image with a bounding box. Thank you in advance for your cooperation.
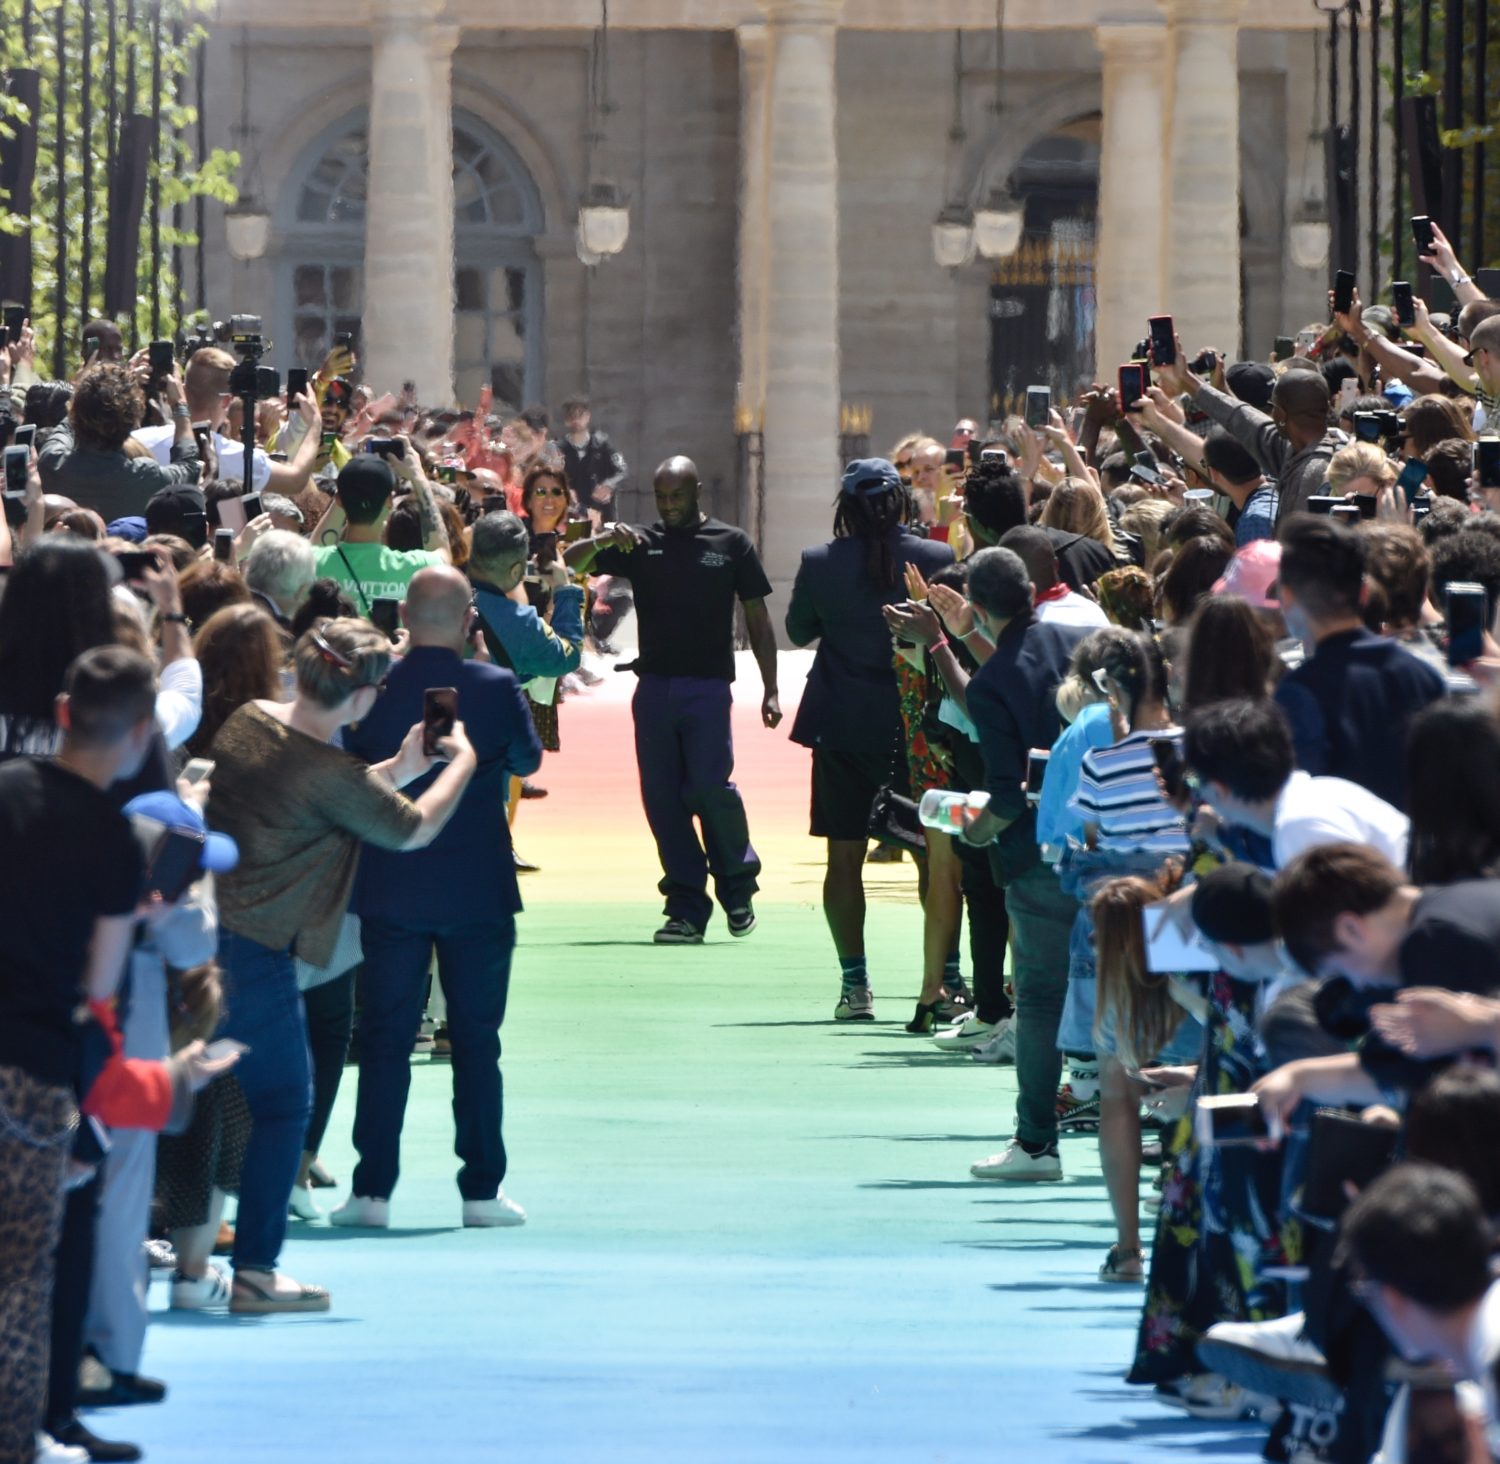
[113,549,157,581]
[237,492,263,522]
[1412,503,1431,524]
[180,757,215,786]
[1024,385,1052,428]
[1129,450,1163,487]
[191,420,214,456]
[1351,493,1378,520]
[1296,328,1319,354]
[1305,496,1343,516]
[213,528,235,563]
[944,447,968,471]
[1142,901,1221,975]
[2,305,24,337]
[335,331,354,352]
[12,423,35,452]
[3,445,27,498]
[202,1038,249,1063]
[320,431,338,454]
[1391,281,1416,328]
[1397,458,1430,504]
[967,437,986,467]
[1353,412,1384,443]
[1118,363,1147,410]
[365,437,405,460]
[142,828,206,902]
[285,367,309,403]
[1024,748,1049,806]
[1338,378,1360,413]
[1475,438,1500,491]
[1410,215,1436,255]
[0,326,8,351]
[1330,504,1361,524]
[82,330,104,360]
[1273,335,1295,360]
[422,686,458,757]
[1446,581,1489,666]
[1333,269,1356,316]
[370,597,402,642]
[148,339,174,378]
[1195,1093,1270,1148]
[564,520,592,543]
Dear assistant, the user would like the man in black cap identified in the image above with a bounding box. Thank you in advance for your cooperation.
[309,443,450,613]
[144,485,209,551]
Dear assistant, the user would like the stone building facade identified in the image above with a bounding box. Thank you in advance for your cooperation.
[205,0,1330,600]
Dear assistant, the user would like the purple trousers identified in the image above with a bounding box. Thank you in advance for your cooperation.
[632,674,761,929]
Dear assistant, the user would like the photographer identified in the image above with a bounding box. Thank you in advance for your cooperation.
[554,396,627,527]
[38,362,201,524]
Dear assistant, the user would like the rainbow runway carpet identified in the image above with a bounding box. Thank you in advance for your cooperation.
[121,652,1263,1462]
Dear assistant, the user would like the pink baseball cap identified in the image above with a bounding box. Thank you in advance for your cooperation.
[1213,539,1282,609]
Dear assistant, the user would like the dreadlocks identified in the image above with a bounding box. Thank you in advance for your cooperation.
[833,484,906,592]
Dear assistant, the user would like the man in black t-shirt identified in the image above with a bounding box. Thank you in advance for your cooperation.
[568,455,779,943]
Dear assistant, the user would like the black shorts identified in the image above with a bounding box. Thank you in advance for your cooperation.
[810,745,893,842]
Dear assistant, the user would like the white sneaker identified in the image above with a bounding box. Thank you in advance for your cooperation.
[970,1018,1017,1064]
[329,1195,391,1229]
[170,1264,232,1310]
[1157,1372,1273,1420]
[35,1432,89,1464]
[969,1141,1063,1182]
[930,1013,996,1052]
[144,1236,177,1270]
[288,1183,323,1221]
[1197,1312,1336,1410]
[462,1191,527,1228]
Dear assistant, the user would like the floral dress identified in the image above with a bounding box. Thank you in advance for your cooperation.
[1127,969,1290,1385]
[894,650,952,797]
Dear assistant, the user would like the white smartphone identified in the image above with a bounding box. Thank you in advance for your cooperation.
[202,1038,249,1062]
[180,757,215,786]
[1142,901,1221,974]
[217,495,246,534]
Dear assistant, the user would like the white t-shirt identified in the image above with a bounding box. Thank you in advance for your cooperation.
[1271,770,1410,870]
[1036,591,1109,629]
[131,423,271,491]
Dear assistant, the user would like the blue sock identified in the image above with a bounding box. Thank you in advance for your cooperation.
[942,950,963,991]
[839,956,869,990]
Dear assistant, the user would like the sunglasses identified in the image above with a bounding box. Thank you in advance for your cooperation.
[530,485,568,497]
[311,628,387,692]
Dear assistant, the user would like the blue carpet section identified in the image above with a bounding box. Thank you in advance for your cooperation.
[113,903,1265,1462]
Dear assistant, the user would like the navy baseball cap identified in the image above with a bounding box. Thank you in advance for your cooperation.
[841,458,901,498]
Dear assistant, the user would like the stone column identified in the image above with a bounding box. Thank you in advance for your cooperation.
[1163,0,1242,357]
[1093,21,1168,379]
[736,22,772,432]
[363,2,458,404]
[758,0,843,613]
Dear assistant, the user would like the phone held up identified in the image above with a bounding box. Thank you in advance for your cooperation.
[1332,269,1356,317]
[1024,385,1052,429]
[422,687,459,758]
[1391,281,1416,328]
[371,598,402,643]
[1118,363,1147,411]
[1446,582,1489,668]
[1024,748,1049,806]
[1410,214,1436,255]
[285,367,310,403]
[1475,438,1500,492]
[1147,315,1175,367]
[1397,457,1429,505]
[3,445,27,499]
[213,528,235,563]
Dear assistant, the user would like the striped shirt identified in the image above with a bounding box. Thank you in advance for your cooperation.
[1069,728,1191,855]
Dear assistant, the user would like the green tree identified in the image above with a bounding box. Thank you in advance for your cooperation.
[0,0,241,373]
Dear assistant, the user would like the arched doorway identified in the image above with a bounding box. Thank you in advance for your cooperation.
[274,109,545,408]
[988,117,1100,419]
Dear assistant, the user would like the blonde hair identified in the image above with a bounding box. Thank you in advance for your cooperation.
[1326,441,1397,493]
[1118,497,1172,561]
[1091,873,1184,1070]
[293,616,391,709]
[1041,477,1117,555]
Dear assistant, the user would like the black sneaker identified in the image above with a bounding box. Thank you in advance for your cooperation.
[727,905,756,938]
[653,918,704,945]
[49,1420,142,1462]
[519,780,549,800]
[513,849,539,873]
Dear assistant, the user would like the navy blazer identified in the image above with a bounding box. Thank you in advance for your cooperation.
[345,645,542,927]
[786,530,955,759]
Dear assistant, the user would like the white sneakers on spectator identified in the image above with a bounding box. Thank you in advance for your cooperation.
[462,1191,527,1228]
[930,1013,997,1052]
[1157,1371,1276,1420]
[170,1264,233,1311]
[1196,1312,1337,1410]
[289,1183,324,1221]
[971,1019,1017,1064]
[329,1196,391,1229]
[144,1237,177,1270]
[34,1432,89,1464]
[969,1142,1062,1182]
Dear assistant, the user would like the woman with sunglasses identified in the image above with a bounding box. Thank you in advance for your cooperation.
[204,617,476,1314]
[518,464,578,754]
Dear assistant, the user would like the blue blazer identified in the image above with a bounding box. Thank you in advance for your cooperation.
[346,645,542,926]
[785,529,954,759]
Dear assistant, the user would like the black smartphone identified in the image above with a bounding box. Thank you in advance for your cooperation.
[2,306,24,337]
[12,423,34,452]
[1447,581,1488,666]
[1196,1094,1269,1148]
[1301,1111,1400,1222]
[1333,270,1356,316]
[238,492,263,522]
[1353,412,1384,443]
[1352,493,1379,520]
[1412,503,1431,524]
[1129,449,1163,487]
[0,326,8,351]
[1024,385,1052,428]
[113,549,157,581]
[1410,215,1436,255]
[148,339,174,378]
[1273,335,1295,361]
[967,437,986,467]
[213,528,235,563]
[1118,363,1147,410]
[365,437,405,460]
[1305,496,1344,516]
[1330,504,1361,524]
[370,597,402,642]
[3,446,28,497]
[1475,438,1500,491]
[1147,315,1176,367]
[422,686,458,757]
[82,330,104,360]
[335,331,354,352]
[1024,748,1049,806]
[1391,281,1416,328]
[1397,458,1430,504]
[142,828,206,903]
[943,447,967,471]
[285,367,309,403]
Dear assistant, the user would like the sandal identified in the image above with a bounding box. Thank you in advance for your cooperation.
[229,1271,331,1314]
[905,1000,944,1034]
[1099,1244,1145,1284]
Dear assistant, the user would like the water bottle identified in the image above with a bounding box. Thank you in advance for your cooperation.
[918,788,990,833]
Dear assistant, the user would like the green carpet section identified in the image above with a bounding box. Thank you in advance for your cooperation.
[123,899,1261,1462]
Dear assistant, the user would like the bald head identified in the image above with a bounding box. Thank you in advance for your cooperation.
[653,455,703,529]
[404,565,474,648]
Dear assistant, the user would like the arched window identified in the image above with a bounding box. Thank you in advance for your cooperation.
[275,110,544,409]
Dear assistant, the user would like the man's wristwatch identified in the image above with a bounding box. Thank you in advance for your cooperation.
[162,611,189,625]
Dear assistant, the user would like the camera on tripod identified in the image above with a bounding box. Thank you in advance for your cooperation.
[224,314,265,358]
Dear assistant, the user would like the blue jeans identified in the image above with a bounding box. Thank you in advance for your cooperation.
[352,917,515,1202]
[215,931,312,1273]
[632,675,760,929]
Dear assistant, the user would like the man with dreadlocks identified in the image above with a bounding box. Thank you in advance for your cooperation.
[786,458,955,1020]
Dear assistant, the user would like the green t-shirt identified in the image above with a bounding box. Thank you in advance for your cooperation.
[312,542,447,609]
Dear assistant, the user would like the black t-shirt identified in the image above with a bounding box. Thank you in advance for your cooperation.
[593,517,773,681]
[0,759,144,1087]
[1045,529,1115,592]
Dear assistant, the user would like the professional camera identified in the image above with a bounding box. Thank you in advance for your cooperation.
[223,314,265,357]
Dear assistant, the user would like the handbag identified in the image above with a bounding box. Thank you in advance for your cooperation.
[866,720,925,854]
